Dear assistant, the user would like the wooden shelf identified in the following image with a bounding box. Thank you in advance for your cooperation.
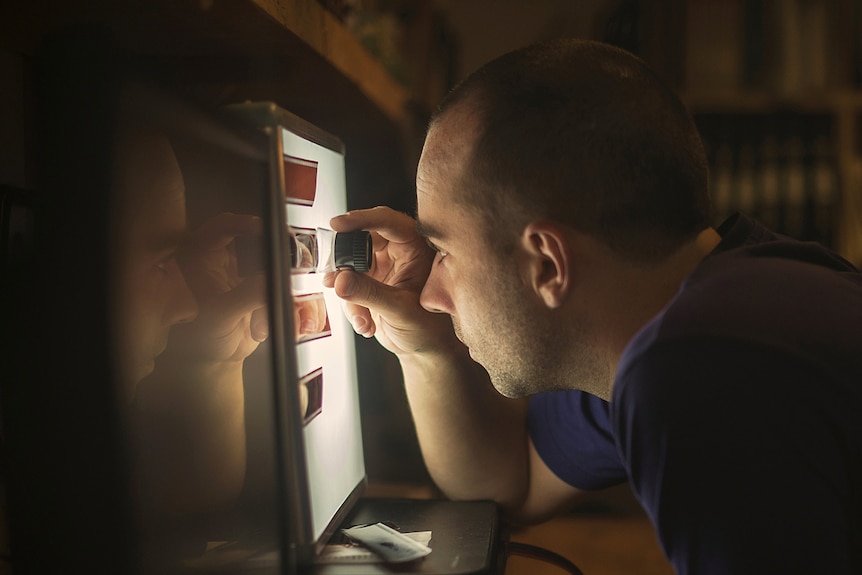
[249,0,410,127]
[2,0,410,124]
[1,0,422,209]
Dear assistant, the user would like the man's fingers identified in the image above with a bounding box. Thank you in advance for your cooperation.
[326,211,429,340]
[342,301,375,338]
[209,272,267,322]
[322,272,373,336]
[333,269,419,322]
[330,207,417,243]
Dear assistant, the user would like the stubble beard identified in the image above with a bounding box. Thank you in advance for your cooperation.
[452,303,614,400]
[449,292,556,399]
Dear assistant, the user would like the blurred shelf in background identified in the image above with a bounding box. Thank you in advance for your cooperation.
[650,0,862,265]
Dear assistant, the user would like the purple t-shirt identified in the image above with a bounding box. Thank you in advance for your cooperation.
[528,213,862,573]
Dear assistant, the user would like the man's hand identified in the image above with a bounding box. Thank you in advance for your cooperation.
[323,206,458,357]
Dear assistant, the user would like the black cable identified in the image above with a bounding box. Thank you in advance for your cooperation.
[506,541,585,575]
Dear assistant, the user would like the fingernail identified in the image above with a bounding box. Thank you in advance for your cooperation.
[252,317,269,342]
[353,316,367,333]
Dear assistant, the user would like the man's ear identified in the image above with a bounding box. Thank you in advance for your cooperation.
[521,222,571,309]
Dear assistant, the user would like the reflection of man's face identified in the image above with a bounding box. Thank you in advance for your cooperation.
[112,127,198,399]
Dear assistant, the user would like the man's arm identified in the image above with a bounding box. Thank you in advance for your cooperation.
[399,340,587,524]
[326,207,584,523]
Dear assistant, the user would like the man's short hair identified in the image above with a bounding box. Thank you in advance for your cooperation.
[432,39,711,262]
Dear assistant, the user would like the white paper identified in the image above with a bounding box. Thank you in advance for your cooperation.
[337,524,432,563]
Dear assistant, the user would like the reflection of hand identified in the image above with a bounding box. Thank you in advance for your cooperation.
[174,212,268,363]
[294,295,328,341]
[323,207,456,357]
[293,232,316,270]
[298,380,309,418]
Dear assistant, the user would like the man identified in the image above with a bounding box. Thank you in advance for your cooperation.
[324,39,862,573]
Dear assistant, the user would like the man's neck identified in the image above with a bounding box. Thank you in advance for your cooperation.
[602,227,722,363]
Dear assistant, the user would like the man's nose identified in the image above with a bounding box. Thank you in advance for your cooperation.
[418,265,452,315]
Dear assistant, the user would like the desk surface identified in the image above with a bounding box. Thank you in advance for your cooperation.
[504,485,673,575]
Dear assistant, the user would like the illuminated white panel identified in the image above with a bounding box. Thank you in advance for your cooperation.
[281,128,365,544]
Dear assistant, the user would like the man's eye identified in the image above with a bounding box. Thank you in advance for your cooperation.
[432,246,449,263]
[425,239,448,261]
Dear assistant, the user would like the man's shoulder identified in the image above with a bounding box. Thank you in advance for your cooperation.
[614,237,862,404]
[646,236,861,346]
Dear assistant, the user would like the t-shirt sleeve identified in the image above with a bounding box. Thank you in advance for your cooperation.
[527,390,627,490]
